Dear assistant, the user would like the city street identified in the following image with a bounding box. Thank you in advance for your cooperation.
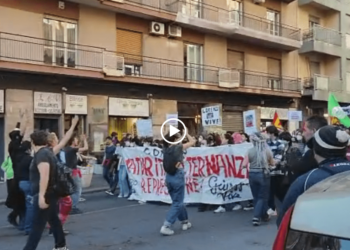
[0,192,277,250]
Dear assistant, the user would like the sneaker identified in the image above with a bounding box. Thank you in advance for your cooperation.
[214,206,226,213]
[105,190,114,196]
[70,208,83,215]
[267,208,277,216]
[182,222,192,231]
[79,197,86,202]
[117,195,123,198]
[243,204,254,211]
[232,204,242,211]
[252,217,260,226]
[52,247,69,250]
[160,226,174,236]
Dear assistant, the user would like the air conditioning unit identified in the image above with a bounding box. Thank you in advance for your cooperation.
[218,69,240,88]
[268,79,281,90]
[168,25,182,38]
[150,22,165,35]
[103,52,124,77]
[253,0,265,3]
[124,65,142,77]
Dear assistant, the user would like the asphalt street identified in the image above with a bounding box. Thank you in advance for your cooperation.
[0,192,277,250]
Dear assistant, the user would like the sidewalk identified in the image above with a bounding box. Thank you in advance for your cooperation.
[0,174,108,206]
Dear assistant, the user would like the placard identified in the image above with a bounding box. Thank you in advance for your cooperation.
[243,110,257,135]
[0,90,3,113]
[166,114,178,126]
[65,94,87,114]
[109,98,149,117]
[122,144,252,204]
[201,105,222,126]
[136,119,153,137]
[288,111,302,122]
[34,92,62,114]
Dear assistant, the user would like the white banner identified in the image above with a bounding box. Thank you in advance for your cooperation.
[121,144,253,204]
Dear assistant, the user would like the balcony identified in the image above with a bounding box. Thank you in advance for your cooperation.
[300,26,342,57]
[303,74,346,101]
[114,52,301,94]
[102,0,301,51]
[0,32,300,96]
[298,0,342,12]
[169,1,301,51]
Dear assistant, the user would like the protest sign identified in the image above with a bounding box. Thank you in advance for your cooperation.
[121,144,253,204]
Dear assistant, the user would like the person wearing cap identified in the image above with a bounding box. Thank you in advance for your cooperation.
[277,125,350,227]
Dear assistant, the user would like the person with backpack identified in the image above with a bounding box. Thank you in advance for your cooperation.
[23,116,78,250]
[160,127,196,236]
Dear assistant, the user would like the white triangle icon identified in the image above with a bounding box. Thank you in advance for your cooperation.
[169,125,180,137]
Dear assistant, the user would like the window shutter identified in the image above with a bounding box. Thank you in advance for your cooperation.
[222,111,243,132]
[117,29,142,65]
[268,58,281,76]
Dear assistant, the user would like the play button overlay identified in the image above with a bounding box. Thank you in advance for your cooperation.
[160,118,187,145]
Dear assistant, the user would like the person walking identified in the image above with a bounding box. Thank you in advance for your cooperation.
[160,127,196,236]
[247,132,275,226]
[23,131,68,250]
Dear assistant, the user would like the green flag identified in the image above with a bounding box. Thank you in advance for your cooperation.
[328,93,350,127]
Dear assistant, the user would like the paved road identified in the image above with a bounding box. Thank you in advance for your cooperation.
[0,192,277,250]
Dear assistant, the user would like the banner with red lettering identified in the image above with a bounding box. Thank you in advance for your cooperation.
[122,144,253,204]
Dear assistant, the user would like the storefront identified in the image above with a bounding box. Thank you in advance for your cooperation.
[222,105,244,133]
[33,91,62,136]
[0,89,4,182]
[177,102,202,135]
[64,94,87,135]
[108,97,149,140]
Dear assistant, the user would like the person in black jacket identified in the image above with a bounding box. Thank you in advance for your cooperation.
[289,115,328,183]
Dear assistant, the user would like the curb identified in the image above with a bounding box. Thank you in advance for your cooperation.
[0,186,108,206]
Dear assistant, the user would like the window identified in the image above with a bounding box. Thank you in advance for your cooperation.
[182,0,202,18]
[184,44,203,82]
[346,15,350,48]
[228,0,242,25]
[43,18,77,68]
[309,61,321,76]
[309,15,320,28]
[266,10,280,36]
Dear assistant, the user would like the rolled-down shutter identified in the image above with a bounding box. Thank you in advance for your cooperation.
[227,50,243,70]
[222,111,243,132]
[267,58,281,76]
[117,29,142,64]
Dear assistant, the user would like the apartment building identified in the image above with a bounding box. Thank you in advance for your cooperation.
[2,0,344,161]
[299,0,350,116]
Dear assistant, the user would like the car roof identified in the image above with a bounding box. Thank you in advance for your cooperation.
[290,171,350,239]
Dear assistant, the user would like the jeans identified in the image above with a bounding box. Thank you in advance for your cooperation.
[249,172,270,220]
[103,166,112,186]
[23,194,66,250]
[110,169,119,193]
[118,164,130,197]
[164,169,188,226]
[19,181,33,233]
[71,175,82,209]
[268,178,276,211]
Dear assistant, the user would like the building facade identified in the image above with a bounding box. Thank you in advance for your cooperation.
[0,0,348,162]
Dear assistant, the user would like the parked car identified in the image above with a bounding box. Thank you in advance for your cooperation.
[273,171,350,250]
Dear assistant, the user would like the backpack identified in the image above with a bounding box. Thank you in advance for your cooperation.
[163,146,180,175]
[52,151,76,198]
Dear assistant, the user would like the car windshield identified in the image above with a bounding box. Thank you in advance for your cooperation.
[285,229,350,250]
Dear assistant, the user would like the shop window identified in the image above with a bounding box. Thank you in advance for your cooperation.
[109,117,140,140]
[34,117,59,136]
[43,18,77,68]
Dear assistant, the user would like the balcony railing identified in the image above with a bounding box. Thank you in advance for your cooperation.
[302,25,342,46]
[0,32,300,93]
[303,74,343,92]
[115,52,301,92]
[134,0,300,41]
[0,32,104,70]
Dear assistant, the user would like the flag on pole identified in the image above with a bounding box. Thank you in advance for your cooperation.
[328,93,350,127]
[273,111,282,129]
